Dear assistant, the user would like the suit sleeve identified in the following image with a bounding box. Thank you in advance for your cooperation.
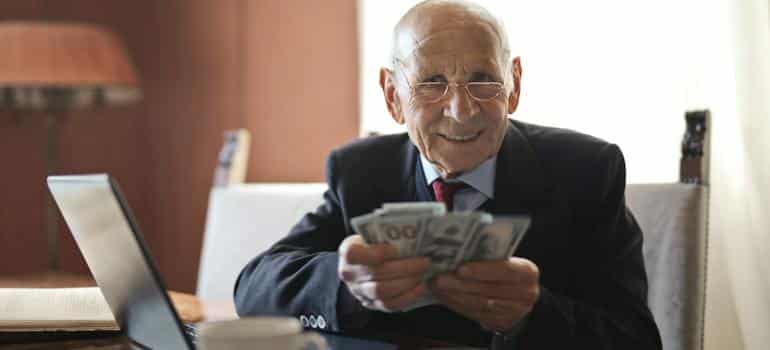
[233,150,370,332]
[516,144,662,349]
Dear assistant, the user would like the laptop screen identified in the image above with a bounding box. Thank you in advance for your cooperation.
[48,174,192,350]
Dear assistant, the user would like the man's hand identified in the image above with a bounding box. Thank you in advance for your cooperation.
[428,258,540,332]
[338,235,430,312]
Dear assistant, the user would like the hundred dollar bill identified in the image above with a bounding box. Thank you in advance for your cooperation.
[350,212,382,244]
[380,202,446,217]
[455,211,493,224]
[462,216,531,262]
[416,213,482,277]
[505,215,532,257]
[375,215,425,257]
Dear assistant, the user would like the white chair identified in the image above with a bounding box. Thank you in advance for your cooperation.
[196,183,326,300]
[627,183,708,350]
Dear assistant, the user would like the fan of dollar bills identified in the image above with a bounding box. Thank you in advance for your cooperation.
[351,202,531,279]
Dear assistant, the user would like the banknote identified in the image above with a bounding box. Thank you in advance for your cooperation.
[350,203,531,276]
[350,212,382,244]
[375,215,425,257]
[463,216,531,262]
[504,215,532,257]
[350,203,532,311]
[380,202,446,217]
[416,213,483,277]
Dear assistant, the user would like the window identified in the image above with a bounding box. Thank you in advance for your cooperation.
[359,0,714,183]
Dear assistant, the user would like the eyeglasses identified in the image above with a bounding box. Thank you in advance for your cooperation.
[394,60,506,104]
[411,81,506,104]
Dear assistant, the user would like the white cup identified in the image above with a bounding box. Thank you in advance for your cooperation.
[197,317,327,350]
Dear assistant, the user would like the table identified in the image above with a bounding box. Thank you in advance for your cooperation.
[0,272,237,349]
[0,273,458,349]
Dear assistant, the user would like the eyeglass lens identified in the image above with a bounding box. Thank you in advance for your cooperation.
[414,83,502,102]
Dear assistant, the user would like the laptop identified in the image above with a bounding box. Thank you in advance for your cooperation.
[48,174,198,349]
[48,174,397,350]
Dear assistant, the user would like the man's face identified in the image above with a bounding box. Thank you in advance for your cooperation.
[382,17,521,178]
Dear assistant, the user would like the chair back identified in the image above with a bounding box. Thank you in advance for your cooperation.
[196,183,326,300]
[626,183,708,350]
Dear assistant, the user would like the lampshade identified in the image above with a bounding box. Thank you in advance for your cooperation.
[0,21,141,110]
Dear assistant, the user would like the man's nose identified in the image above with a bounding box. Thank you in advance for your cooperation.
[443,84,479,123]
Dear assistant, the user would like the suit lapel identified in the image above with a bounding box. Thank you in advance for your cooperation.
[487,121,570,283]
[414,157,435,202]
[399,138,424,202]
[487,120,550,215]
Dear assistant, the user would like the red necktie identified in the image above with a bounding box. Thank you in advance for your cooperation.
[431,179,467,211]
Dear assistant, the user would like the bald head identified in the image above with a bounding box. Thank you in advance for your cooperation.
[379,0,522,177]
[390,0,511,72]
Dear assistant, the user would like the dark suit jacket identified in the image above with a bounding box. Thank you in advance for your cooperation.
[234,119,662,349]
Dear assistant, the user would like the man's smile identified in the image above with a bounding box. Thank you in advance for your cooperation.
[437,131,482,143]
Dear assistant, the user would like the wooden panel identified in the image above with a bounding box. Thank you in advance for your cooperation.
[0,1,43,20]
[137,0,244,291]
[0,1,46,275]
[0,112,49,274]
[243,0,360,182]
[0,0,359,292]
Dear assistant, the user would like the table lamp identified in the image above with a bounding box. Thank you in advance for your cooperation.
[0,22,142,270]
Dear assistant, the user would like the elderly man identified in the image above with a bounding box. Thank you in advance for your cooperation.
[235,0,662,349]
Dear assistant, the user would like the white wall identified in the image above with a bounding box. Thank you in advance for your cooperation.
[359,0,713,184]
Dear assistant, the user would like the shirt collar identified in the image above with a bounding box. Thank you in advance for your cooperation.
[420,154,496,199]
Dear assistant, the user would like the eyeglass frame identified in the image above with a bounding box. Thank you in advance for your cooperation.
[392,58,509,104]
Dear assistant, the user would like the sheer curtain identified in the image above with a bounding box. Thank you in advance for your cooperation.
[705,0,770,349]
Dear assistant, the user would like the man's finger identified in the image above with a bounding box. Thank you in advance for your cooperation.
[344,242,399,266]
[358,276,422,300]
[368,256,430,281]
[380,283,426,311]
[340,256,429,283]
[431,286,484,320]
[339,263,372,283]
[432,273,518,299]
[432,287,528,329]
[457,258,539,283]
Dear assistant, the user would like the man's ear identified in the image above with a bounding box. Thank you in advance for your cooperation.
[507,57,522,114]
[380,67,404,124]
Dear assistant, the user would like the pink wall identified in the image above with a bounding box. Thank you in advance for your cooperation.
[0,0,359,292]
